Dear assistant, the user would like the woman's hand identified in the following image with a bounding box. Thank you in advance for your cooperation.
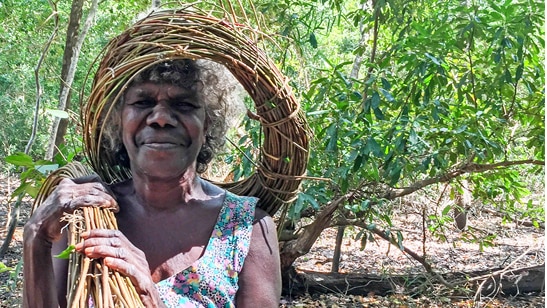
[23,175,118,308]
[26,176,118,243]
[75,229,165,307]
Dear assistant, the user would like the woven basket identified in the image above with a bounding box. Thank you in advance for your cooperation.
[82,5,310,216]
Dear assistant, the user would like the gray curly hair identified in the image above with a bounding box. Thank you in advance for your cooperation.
[101,59,237,174]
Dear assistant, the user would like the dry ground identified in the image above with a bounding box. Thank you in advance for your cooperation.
[0,174,544,307]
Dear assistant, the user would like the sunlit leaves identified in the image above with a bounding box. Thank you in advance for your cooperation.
[282,0,544,227]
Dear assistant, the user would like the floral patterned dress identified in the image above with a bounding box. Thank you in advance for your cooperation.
[155,191,257,307]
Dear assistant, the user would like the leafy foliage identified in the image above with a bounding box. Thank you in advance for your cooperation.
[0,0,149,171]
[274,0,544,223]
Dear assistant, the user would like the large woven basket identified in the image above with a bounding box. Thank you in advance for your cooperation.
[82,5,310,217]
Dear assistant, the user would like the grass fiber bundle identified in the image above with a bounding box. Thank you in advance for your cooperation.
[33,161,143,307]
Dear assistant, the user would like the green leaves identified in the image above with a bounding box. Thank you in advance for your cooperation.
[5,152,34,168]
[309,32,318,48]
[54,245,76,259]
[5,152,58,199]
[0,262,13,274]
[286,0,543,234]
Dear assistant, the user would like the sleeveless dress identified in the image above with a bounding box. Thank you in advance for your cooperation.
[155,191,257,307]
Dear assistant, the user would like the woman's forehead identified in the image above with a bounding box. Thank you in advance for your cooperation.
[127,82,200,97]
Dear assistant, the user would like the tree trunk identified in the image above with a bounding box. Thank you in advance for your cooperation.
[452,179,471,231]
[280,195,348,271]
[283,264,545,297]
[349,2,368,80]
[330,225,345,273]
[46,0,98,160]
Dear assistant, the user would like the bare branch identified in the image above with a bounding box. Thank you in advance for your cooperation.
[337,219,456,288]
[25,2,59,155]
[361,0,380,104]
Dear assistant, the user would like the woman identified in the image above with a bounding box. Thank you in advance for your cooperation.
[23,58,281,306]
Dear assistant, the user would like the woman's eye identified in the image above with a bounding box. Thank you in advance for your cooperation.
[131,99,154,107]
[174,101,198,111]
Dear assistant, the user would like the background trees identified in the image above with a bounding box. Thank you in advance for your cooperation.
[1,0,544,299]
[257,0,544,271]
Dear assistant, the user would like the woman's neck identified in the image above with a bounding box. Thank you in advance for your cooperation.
[130,171,204,211]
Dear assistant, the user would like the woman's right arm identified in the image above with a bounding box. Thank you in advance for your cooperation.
[23,222,63,307]
[22,177,118,307]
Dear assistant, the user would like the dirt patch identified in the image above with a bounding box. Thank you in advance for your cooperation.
[282,198,545,307]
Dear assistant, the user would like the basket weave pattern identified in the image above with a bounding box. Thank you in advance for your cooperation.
[83,8,310,216]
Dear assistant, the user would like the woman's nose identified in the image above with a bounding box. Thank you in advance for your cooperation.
[146,103,177,127]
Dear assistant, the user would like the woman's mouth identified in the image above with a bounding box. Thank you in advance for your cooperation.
[143,142,180,150]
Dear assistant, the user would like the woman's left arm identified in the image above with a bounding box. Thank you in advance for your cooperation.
[236,209,282,307]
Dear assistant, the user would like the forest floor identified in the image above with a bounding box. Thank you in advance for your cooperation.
[0,174,544,307]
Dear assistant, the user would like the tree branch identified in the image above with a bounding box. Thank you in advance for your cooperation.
[361,0,380,104]
[280,193,351,270]
[384,159,544,200]
[46,0,99,159]
[25,1,59,155]
[334,218,457,288]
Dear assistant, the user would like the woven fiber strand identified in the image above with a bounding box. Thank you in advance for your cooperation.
[82,6,310,216]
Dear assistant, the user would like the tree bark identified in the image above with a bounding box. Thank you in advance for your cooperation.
[280,195,349,271]
[283,264,545,297]
[46,0,98,160]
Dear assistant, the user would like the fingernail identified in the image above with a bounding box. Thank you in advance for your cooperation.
[81,231,90,238]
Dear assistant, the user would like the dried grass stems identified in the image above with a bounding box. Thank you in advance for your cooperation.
[32,162,143,307]
[62,208,143,308]
[81,6,310,217]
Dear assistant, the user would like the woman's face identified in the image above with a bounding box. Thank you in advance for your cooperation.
[121,82,207,179]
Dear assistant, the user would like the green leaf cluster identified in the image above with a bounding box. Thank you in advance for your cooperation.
[273,0,544,226]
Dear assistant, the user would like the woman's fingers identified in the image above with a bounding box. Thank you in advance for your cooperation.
[75,229,152,292]
[26,178,117,243]
[57,178,119,212]
[77,230,146,263]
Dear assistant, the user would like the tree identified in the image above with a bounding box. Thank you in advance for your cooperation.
[253,0,544,277]
[45,0,98,160]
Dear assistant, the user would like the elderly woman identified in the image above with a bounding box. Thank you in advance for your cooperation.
[23,57,281,306]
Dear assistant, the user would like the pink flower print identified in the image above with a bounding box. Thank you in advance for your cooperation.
[187,272,199,283]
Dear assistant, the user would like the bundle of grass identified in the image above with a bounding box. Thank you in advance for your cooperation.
[33,162,143,307]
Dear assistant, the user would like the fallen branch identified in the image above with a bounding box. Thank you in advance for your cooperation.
[351,221,456,289]
[283,264,544,297]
